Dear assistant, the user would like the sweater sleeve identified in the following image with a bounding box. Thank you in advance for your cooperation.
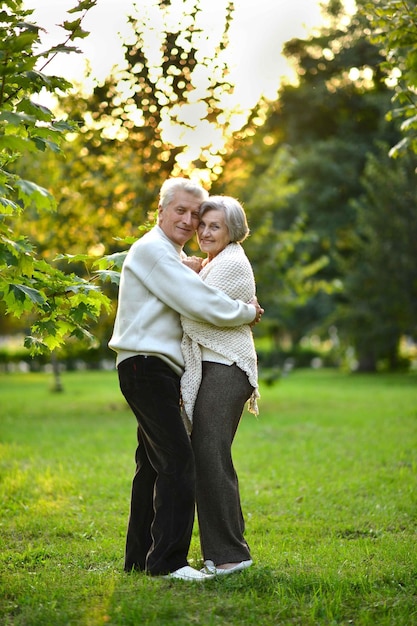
[125,237,256,327]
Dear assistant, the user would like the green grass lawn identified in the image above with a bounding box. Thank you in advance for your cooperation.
[0,368,416,625]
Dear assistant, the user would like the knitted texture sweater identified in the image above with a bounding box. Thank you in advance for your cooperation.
[181,243,259,425]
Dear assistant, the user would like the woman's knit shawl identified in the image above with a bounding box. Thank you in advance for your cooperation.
[181,242,259,428]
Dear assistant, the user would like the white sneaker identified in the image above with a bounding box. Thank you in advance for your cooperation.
[163,565,214,581]
[202,559,253,576]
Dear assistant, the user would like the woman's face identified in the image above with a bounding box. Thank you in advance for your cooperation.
[197,209,231,260]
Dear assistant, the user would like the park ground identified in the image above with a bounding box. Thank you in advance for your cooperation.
[1,368,416,625]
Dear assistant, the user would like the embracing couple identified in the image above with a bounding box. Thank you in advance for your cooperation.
[109,177,263,581]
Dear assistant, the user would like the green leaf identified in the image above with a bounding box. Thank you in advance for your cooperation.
[388,136,409,157]
[65,282,100,295]
[55,253,92,264]
[0,110,34,124]
[12,283,47,306]
[68,0,98,13]
[24,335,48,353]
[71,28,90,40]
[1,235,35,257]
[62,19,82,31]
[15,179,56,211]
[17,97,53,120]
[45,45,81,56]
[8,30,38,53]
[0,135,35,152]
[94,269,121,285]
[52,119,78,132]
[94,251,127,270]
[32,137,61,153]
[14,21,42,35]
[113,235,137,244]
[0,197,19,213]
[401,114,417,130]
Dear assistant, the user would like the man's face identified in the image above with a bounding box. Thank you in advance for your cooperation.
[158,189,202,247]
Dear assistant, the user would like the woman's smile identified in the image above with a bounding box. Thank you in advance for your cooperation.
[197,209,230,261]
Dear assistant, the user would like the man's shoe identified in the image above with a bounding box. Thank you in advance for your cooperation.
[202,559,253,576]
[163,565,214,581]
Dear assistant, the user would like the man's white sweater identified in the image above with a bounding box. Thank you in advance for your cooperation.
[108,226,256,375]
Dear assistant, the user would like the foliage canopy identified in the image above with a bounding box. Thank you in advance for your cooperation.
[0,0,111,353]
[362,0,417,156]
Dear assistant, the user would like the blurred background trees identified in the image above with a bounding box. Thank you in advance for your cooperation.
[216,0,416,371]
[2,0,416,373]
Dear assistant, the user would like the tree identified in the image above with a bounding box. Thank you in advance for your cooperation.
[337,145,417,370]
[55,0,258,200]
[0,0,111,353]
[11,0,267,261]
[219,0,400,354]
[362,0,417,156]
[4,0,270,350]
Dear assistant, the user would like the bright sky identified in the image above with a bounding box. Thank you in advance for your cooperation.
[24,0,354,173]
[27,0,329,103]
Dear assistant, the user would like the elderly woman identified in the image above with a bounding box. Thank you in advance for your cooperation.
[181,195,260,576]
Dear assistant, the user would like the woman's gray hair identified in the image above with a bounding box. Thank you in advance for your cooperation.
[159,177,208,208]
[199,195,250,243]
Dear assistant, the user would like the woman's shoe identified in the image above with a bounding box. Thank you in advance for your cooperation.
[202,559,253,575]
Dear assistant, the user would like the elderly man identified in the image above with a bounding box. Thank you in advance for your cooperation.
[109,177,263,581]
